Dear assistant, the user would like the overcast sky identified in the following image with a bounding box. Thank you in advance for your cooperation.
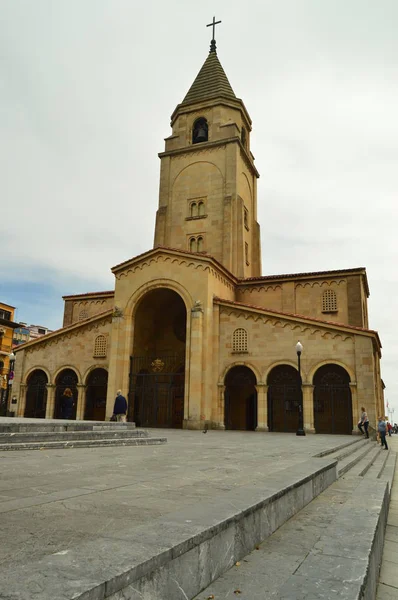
[1,1,397,410]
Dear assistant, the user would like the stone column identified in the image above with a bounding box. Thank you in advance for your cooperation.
[255,383,269,432]
[350,382,359,435]
[302,383,315,433]
[76,384,87,421]
[184,301,203,429]
[17,384,27,417]
[45,384,56,419]
[215,383,226,429]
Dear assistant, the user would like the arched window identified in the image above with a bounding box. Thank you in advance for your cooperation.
[322,289,338,313]
[241,126,247,147]
[94,335,107,357]
[189,237,196,252]
[79,309,88,321]
[198,201,205,216]
[233,328,248,353]
[192,117,208,144]
[190,202,198,217]
[197,237,204,252]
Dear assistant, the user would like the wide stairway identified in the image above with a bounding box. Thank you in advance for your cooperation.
[0,418,167,450]
[194,437,396,600]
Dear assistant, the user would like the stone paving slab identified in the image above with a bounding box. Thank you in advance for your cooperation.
[0,428,354,571]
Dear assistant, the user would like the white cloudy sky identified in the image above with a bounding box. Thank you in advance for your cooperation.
[1,1,397,409]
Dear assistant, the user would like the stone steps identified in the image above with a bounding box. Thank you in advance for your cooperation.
[195,442,394,600]
[0,436,167,451]
[0,418,165,451]
[0,421,137,433]
[0,428,149,444]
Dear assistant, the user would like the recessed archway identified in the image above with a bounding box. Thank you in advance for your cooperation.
[224,365,257,431]
[55,368,78,420]
[313,364,352,434]
[130,288,186,428]
[267,365,301,433]
[25,369,48,418]
[85,368,108,421]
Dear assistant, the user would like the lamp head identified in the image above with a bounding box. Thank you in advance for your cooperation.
[295,341,303,355]
[8,352,16,361]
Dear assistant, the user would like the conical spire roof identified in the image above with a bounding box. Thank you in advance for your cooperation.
[181,49,236,106]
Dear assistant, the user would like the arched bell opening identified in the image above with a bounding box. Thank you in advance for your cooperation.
[25,369,48,418]
[224,366,257,431]
[129,288,186,428]
[267,365,301,432]
[192,117,208,144]
[313,364,352,434]
[55,368,78,420]
[85,368,108,421]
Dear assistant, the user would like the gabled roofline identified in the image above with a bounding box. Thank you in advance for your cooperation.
[62,290,114,300]
[239,267,370,297]
[111,246,239,283]
[214,297,382,348]
[14,309,113,352]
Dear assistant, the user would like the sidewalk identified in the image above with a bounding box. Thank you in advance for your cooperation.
[377,435,398,599]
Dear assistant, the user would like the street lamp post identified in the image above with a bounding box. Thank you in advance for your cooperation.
[4,352,16,415]
[296,341,305,436]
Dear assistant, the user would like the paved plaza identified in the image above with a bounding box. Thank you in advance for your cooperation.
[0,426,356,571]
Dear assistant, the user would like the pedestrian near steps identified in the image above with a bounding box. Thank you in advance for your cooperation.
[112,390,128,422]
[378,416,388,450]
[358,407,369,438]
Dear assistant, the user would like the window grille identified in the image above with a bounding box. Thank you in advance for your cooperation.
[94,335,107,357]
[233,328,248,353]
[322,289,338,312]
[78,309,88,321]
[244,207,249,230]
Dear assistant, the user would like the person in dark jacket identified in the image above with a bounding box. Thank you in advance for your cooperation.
[61,388,74,419]
[378,416,388,450]
[113,390,128,422]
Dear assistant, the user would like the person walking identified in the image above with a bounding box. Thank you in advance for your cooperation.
[358,407,369,439]
[112,390,128,422]
[60,388,74,419]
[387,421,393,437]
[378,416,388,450]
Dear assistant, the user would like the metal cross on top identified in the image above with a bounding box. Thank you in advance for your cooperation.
[206,16,221,52]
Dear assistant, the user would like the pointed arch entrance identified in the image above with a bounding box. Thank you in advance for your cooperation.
[267,365,301,432]
[129,288,186,428]
[313,364,352,434]
[224,366,257,430]
[55,369,78,419]
[25,370,48,418]
[85,368,108,421]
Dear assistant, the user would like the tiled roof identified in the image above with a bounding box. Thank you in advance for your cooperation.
[14,309,113,351]
[62,290,114,300]
[181,50,236,106]
[213,296,381,345]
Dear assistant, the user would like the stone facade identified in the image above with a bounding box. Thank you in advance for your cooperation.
[11,43,384,433]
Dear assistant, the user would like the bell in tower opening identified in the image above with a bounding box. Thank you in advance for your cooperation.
[192,117,208,144]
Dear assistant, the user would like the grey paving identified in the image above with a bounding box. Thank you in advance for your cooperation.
[0,427,352,572]
[377,437,398,599]
[195,440,391,600]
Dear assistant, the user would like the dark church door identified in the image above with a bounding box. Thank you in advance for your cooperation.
[313,364,352,434]
[129,357,185,428]
[224,366,257,431]
[267,365,301,432]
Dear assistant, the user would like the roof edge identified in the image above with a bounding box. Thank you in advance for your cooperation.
[14,309,113,352]
[213,296,381,347]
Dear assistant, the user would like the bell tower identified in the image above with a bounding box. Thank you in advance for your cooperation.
[154,23,261,278]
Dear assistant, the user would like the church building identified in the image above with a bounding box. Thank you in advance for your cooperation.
[11,33,385,434]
